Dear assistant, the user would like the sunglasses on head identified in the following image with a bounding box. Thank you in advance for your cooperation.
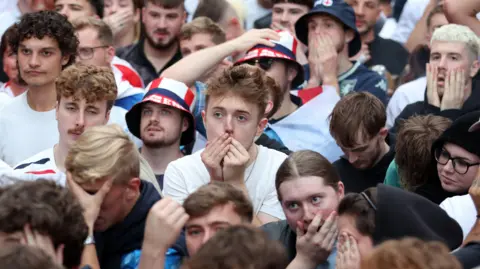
[243,58,275,71]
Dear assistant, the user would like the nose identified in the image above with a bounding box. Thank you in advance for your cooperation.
[108,3,118,15]
[28,53,40,68]
[157,16,167,29]
[438,56,448,69]
[356,4,365,16]
[347,152,359,164]
[202,229,213,245]
[223,116,234,135]
[302,204,318,225]
[76,111,85,127]
[442,159,455,173]
[59,7,70,19]
[280,11,289,22]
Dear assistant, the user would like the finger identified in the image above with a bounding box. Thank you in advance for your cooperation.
[204,134,224,156]
[96,177,114,201]
[296,221,305,237]
[349,235,359,257]
[177,214,190,229]
[306,213,323,236]
[23,224,35,245]
[169,206,188,225]
[56,244,64,264]
[158,197,183,217]
[230,139,249,157]
[322,218,338,247]
[214,138,232,164]
[320,211,337,232]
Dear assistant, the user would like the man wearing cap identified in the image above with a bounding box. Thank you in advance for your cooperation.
[296,0,388,104]
[126,77,195,190]
[235,30,343,162]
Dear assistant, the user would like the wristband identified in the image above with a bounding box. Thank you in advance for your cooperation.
[84,235,95,245]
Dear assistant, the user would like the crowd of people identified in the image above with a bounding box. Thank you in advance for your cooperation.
[0,0,479,268]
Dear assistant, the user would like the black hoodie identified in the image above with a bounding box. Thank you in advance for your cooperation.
[373,184,463,250]
[390,73,480,136]
[94,181,187,269]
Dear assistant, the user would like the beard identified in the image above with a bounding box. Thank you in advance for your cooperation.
[145,31,178,50]
[142,135,180,148]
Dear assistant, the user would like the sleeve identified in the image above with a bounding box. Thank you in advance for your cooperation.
[383,161,402,188]
[163,162,189,204]
[386,88,411,129]
[120,249,141,269]
[259,184,286,220]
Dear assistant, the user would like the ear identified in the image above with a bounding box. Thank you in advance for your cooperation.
[265,100,274,117]
[378,127,388,138]
[256,117,268,137]
[470,59,480,78]
[61,55,70,67]
[337,181,345,199]
[287,65,298,84]
[105,46,115,65]
[345,29,355,44]
[126,177,141,200]
[182,116,189,132]
[201,109,206,126]
[105,109,111,124]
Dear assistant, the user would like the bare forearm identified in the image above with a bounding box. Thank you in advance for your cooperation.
[286,256,317,269]
[405,3,435,52]
[80,244,101,269]
[444,0,480,35]
[139,246,166,269]
[161,42,236,87]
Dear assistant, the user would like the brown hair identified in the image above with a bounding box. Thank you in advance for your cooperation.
[337,187,377,237]
[272,0,313,8]
[396,115,452,191]
[426,5,445,29]
[0,180,88,269]
[179,17,226,44]
[183,182,253,222]
[361,238,461,269]
[55,64,117,112]
[276,150,341,201]
[145,0,185,9]
[329,92,386,148]
[0,244,64,269]
[71,17,114,46]
[65,124,140,185]
[205,65,270,119]
[0,26,15,59]
[193,0,230,23]
[182,225,289,269]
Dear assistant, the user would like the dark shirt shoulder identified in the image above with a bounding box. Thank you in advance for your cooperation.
[367,36,409,76]
[340,63,388,104]
[453,242,480,269]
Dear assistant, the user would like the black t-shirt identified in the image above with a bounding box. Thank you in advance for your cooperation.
[453,242,480,269]
[334,146,395,193]
[156,174,164,190]
[365,36,409,76]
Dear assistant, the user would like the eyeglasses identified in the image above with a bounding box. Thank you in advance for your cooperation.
[77,46,108,60]
[434,147,480,174]
[243,58,275,71]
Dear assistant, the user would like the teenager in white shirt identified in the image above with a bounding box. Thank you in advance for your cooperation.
[164,65,287,225]
[0,11,78,166]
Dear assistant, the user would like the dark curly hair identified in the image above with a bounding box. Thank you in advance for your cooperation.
[0,180,88,269]
[8,10,79,68]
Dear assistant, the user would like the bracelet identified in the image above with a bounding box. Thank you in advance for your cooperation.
[84,235,95,245]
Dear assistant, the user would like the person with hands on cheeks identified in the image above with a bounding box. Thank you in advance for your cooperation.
[336,232,361,269]
[390,24,480,136]
[262,150,344,269]
[103,0,141,48]
[296,0,387,104]
[164,65,288,226]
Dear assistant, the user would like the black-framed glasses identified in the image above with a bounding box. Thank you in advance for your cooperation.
[243,58,275,71]
[77,46,109,60]
[434,147,480,174]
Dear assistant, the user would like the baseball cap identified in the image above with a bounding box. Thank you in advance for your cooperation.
[294,0,362,57]
[125,77,196,146]
[235,30,305,88]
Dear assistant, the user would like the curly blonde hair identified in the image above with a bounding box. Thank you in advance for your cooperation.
[55,64,117,111]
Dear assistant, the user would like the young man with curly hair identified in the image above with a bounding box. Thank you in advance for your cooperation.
[0,11,78,167]
[13,64,117,185]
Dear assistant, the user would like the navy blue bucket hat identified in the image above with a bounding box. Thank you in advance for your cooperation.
[294,0,362,57]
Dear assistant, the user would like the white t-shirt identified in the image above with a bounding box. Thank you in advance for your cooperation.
[391,0,429,44]
[0,92,58,166]
[0,3,21,39]
[440,194,476,240]
[13,148,66,185]
[0,92,11,111]
[386,76,426,129]
[164,145,287,219]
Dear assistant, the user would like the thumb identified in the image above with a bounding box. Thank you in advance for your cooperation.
[296,221,305,237]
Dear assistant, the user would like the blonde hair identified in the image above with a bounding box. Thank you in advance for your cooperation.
[431,24,480,60]
[65,124,140,184]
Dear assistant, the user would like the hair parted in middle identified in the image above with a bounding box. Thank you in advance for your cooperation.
[329,92,386,148]
[183,181,254,222]
[55,64,117,111]
[275,150,341,201]
[65,124,140,185]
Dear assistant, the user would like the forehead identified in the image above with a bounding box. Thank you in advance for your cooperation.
[207,93,261,114]
[444,142,480,161]
[76,27,100,44]
[308,13,342,25]
[145,2,183,12]
[142,102,175,110]
[19,37,60,50]
[186,203,243,226]
[56,0,93,8]
[430,40,468,55]
[279,176,336,200]
[430,13,448,26]
[60,95,108,106]
[180,33,216,46]
[273,2,309,9]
